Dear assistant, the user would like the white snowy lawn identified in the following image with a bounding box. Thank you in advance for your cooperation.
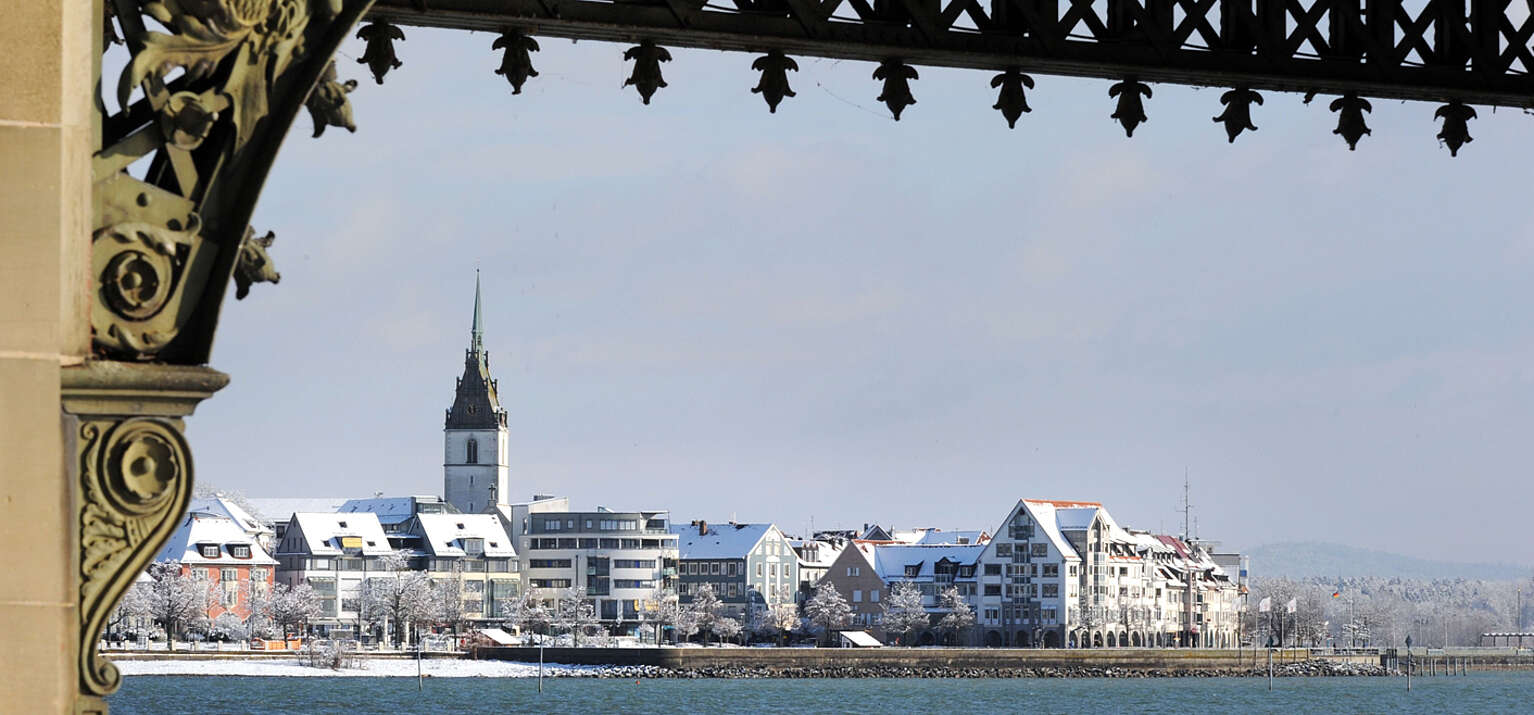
[114,658,605,678]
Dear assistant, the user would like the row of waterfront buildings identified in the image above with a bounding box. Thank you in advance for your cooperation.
[150,280,1249,648]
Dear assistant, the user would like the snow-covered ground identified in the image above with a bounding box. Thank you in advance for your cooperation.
[114,658,606,678]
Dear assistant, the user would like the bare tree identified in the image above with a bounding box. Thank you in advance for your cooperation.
[804,584,852,646]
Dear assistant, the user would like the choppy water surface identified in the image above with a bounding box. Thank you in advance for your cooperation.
[110,672,1530,714]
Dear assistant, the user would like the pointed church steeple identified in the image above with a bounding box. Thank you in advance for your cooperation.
[446,272,504,430]
[471,270,484,355]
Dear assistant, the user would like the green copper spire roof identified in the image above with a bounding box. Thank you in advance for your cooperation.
[471,270,483,354]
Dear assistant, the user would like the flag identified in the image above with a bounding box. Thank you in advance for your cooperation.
[1258,597,1271,613]
[1332,591,1341,599]
[1285,598,1297,614]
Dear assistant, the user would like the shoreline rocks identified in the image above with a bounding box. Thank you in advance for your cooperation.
[546,660,1390,679]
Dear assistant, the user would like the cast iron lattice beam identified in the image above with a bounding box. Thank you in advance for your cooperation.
[369,0,1534,106]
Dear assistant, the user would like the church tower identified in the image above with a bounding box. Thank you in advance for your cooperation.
[443,273,510,515]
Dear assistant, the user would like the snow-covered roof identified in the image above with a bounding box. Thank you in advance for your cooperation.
[870,544,985,581]
[188,496,271,537]
[789,539,846,569]
[412,513,517,558]
[1017,500,1082,561]
[478,628,515,645]
[340,496,458,526]
[246,498,349,525]
[839,631,882,647]
[286,512,392,556]
[913,529,989,546]
[156,512,277,565]
[670,522,778,560]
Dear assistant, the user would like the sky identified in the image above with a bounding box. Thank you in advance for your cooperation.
[183,27,1534,566]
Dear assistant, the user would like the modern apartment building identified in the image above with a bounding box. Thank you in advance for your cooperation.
[516,506,679,626]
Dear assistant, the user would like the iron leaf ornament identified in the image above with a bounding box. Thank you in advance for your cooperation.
[623,40,672,104]
[1213,87,1262,143]
[750,50,799,113]
[305,61,358,137]
[990,69,1035,128]
[873,59,919,120]
[1109,79,1152,137]
[493,30,540,94]
[356,21,405,84]
[1434,101,1477,157]
[1329,94,1372,150]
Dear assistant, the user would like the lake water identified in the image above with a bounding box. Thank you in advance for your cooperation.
[110,672,1530,713]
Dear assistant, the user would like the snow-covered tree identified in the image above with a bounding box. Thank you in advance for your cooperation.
[106,581,152,642]
[937,586,975,645]
[269,582,322,639]
[502,589,552,641]
[553,587,599,646]
[431,563,467,634]
[145,562,214,649]
[881,581,929,645]
[210,612,249,641]
[747,602,782,642]
[640,587,680,645]
[361,552,432,647]
[804,584,852,645]
[245,579,278,638]
[713,616,742,644]
[690,584,728,643]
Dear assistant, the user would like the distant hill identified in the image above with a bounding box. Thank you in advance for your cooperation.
[1247,542,1531,581]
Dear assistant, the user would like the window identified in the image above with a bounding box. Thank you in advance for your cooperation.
[985,584,1001,596]
[1042,563,1059,577]
[852,589,862,602]
[1042,584,1059,598]
[1031,543,1048,557]
[308,558,333,570]
[614,559,656,569]
[711,563,721,575]
[199,544,220,559]
[229,544,251,559]
[727,562,738,577]
[530,559,572,569]
[847,566,860,577]
[1068,564,1078,577]
[870,590,880,603]
[756,563,763,577]
[769,564,776,578]
[466,438,479,464]
[985,564,1001,576]
[545,519,562,531]
[530,579,572,589]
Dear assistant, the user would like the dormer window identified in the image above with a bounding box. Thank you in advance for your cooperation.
[199,544,220,559]
[456,523,466,529]
[230,544,251,559]
[338,521,348,528]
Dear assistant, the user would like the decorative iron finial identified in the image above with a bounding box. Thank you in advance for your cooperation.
[623,40,672,105]
[873,59,918,120]
[493,30,540,94]
[990,69,1035,129]
[1213,87,1262,143]
[1329,94,1372,150]
[305,61,358,138]
[1434,101,1477,157]
[1109,79,1152,137]
[356,22,405,85]
[750,51,799,113]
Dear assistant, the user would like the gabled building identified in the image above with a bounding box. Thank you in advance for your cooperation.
[788,535,846,597]
[155,511,278,621]
[188,495,276,553]
[400,512,520,622]
[671,521,798,618]
[272,512,393,631]
[816,541,984,643]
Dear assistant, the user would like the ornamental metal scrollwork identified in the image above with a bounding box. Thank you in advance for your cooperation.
[77,417,194,698]
[84,0,376,705]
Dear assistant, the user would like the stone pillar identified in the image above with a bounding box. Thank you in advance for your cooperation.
[0,0,94,711]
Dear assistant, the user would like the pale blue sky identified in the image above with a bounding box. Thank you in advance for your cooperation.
[192,27,1534,564]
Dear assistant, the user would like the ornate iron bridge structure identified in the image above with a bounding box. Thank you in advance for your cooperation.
[68,0,1530,707]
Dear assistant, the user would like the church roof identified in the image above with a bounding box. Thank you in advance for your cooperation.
[446,273,506,430]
